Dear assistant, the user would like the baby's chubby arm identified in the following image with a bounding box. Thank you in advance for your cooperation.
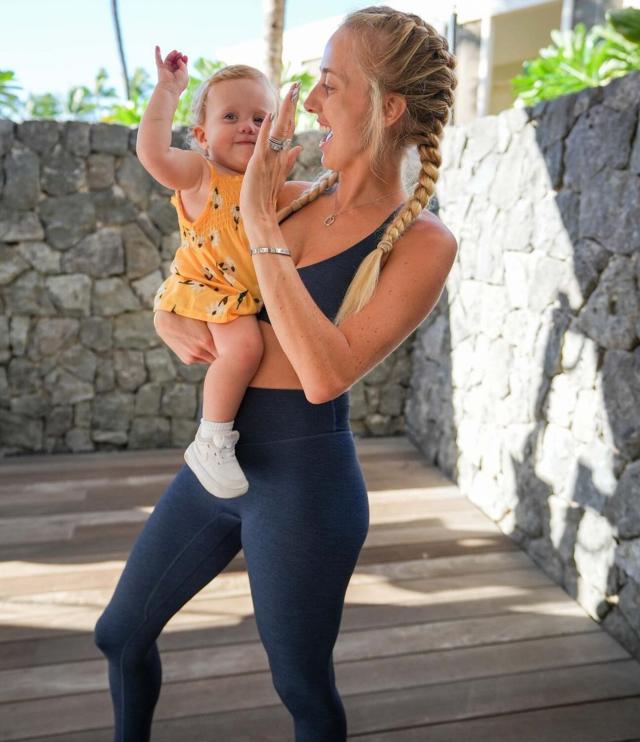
[136,46,207,192]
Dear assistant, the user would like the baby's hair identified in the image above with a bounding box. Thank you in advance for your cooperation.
[280,6,457,327]
[186,65,278,155]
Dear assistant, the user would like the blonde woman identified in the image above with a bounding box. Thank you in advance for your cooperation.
[95,6,458,740]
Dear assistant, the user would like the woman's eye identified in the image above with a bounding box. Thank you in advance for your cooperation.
[323,84,334,93]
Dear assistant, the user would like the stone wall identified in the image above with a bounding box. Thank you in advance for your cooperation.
[407,71,640,659]
[0,124,414,456]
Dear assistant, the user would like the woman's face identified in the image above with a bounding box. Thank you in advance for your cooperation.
[303,28,372,171]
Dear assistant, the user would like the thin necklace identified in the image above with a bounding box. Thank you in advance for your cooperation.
[323,187,405,227]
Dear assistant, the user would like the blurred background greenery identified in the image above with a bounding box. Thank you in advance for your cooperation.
[512,7,640,105]
[0,5,638,127]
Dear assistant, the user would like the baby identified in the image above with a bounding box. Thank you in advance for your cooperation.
[138,47,278,498]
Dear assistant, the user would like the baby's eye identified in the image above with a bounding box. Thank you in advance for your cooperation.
[254,116,265,125]
[223,112,237,120]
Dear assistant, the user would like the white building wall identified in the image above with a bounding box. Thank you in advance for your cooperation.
[217,0,618,121]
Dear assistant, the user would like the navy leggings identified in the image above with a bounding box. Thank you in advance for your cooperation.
[93,386,370,741]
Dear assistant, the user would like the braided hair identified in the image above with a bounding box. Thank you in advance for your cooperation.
[279,6,457,326]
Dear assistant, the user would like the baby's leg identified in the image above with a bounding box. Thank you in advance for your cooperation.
[202,314,264,421]
[185,314,263,498]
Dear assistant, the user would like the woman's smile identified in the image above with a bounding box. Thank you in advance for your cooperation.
[319,128,333,150]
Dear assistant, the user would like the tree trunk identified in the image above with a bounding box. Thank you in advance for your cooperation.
[264,0,286,92]
[111,0,130,100]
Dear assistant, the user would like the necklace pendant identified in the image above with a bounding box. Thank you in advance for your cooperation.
[324,214,336,227]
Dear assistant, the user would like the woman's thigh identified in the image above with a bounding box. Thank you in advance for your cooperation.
[236,431,369,663]
[100,465,243,630]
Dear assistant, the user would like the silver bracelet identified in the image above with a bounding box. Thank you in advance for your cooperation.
[250,247,292,257]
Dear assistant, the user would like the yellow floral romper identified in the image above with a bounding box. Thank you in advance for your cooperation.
[153,158,263,323]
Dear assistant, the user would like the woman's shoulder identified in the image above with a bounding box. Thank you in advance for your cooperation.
[388,209,458,269]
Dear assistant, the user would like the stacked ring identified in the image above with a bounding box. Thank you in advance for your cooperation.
[268,136,293,152]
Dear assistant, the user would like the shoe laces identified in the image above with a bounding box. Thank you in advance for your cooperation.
[200,430,239,462]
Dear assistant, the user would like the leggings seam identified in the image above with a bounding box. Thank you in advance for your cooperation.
[236,428,352,450]
[143,515,239,620]
[119,520,241,741]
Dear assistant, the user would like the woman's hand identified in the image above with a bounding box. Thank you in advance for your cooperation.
[239,82,303,241]
[153,311,217,365]
[154,46,189,96]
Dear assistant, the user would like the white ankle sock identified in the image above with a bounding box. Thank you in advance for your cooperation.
[201,418,234,437]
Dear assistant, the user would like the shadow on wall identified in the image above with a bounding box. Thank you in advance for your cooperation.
[406,70,640,660]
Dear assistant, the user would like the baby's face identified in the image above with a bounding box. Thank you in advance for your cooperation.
[198,78,277,175]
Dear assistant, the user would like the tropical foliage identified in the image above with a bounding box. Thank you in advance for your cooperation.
[0,70,22,115]
[0,59,320,131]
[512,7,640,106]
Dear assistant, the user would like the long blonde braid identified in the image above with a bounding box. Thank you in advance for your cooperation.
[374,133,445,264]
[276,170,338,224]
[281,7,457,327]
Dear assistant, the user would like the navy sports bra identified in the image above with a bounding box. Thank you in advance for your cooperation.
[256,206,401,325]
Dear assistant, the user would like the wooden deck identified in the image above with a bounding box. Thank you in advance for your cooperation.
[1,436,639,741]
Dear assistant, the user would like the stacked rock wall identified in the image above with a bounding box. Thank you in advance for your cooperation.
[406,71,640,659]
[0,124,413,456]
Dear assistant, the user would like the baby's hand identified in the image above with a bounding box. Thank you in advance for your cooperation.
[155,46,189,95]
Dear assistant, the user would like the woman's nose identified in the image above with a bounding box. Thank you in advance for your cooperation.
[303,83,320,113]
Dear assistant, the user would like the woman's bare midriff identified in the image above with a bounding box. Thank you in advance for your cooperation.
[241,190,419,393]
[247,321,304,391]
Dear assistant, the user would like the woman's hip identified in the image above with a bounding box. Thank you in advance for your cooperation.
[236,427,370,554]
[232,385,351,444]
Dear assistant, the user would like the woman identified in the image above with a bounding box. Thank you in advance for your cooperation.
[94,6,458,741]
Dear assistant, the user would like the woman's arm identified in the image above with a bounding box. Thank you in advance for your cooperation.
[249,215,457,403]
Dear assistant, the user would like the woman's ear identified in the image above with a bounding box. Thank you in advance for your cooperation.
[383,93,407,129]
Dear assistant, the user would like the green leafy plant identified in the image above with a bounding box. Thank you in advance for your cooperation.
[24,93,62,119]
[609,6,640,43]
[17,68,119,121]
[66,68,119,120]
[0,70,22,116]
[512,8,640,106]
[103,67,154,124]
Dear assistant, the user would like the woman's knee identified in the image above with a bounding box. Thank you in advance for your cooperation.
[94,609,115,656]
[271,665,345,739]
[94,606,134,658]
[271,656,332,711]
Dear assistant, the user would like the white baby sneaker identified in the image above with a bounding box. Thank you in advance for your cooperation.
[184,428,249,498]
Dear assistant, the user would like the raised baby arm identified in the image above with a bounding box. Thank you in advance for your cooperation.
[136,46,206,192]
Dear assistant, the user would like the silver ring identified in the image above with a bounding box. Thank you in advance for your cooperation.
[268,136,292,152]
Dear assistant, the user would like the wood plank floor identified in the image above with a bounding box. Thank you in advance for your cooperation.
[1,436,639,741]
